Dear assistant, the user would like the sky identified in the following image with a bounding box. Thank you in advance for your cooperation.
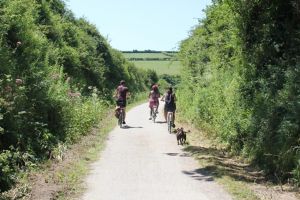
[66,0,212,51]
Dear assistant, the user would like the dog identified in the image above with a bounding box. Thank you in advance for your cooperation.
[176,127,190,145]
[114,106,121,119]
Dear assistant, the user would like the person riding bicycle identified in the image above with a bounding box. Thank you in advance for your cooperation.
[163,87,176,127]
[148,84,160,120]
[115,80,129,124]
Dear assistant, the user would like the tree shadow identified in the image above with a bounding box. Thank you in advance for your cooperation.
[183,146,265,184]
[164,152,191,157]
[182,167,216,182]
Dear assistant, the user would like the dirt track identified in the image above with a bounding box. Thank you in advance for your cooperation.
[81,102,232,200]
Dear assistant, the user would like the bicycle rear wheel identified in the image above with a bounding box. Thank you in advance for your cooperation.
[152,107,157,123]
[167,112,173,134]
[118,109,124,127]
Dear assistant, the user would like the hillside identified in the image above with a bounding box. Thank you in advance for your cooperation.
[122,51,182,75]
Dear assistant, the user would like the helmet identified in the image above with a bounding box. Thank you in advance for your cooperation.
[120,80,125,85]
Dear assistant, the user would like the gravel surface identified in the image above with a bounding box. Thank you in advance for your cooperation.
[81,102,232,200]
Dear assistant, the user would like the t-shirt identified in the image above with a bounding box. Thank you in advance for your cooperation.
[149,90,160,102]
[117,85,128,101]
[165,93,175,106]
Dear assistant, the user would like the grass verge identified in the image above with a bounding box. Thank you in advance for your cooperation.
[176,117,300,200]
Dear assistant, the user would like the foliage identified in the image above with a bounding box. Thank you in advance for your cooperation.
[178,0,300,184]
[0,0,151,191]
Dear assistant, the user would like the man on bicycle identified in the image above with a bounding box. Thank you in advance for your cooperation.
[163,87,176,127]
[148,84,160,120]
[115,80,129,124]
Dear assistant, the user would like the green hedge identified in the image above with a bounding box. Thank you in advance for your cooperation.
[178,0,300,185]
[0,0,156,191]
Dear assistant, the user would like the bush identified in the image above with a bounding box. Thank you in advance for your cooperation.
[178,0,300,184]
[0,0,153,191]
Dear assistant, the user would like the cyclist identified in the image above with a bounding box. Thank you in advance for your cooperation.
[115,80,129,124]
[163,87,176,127]
[148,84,160,120]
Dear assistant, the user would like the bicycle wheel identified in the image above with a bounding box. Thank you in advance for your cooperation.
[152,107,157,123]
[167,112,173,134]
[118,109,123,128]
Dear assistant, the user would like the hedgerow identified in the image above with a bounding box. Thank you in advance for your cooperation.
[0,0,154,191]
[178,0,300,185]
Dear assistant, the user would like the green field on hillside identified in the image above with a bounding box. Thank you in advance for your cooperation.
[122,51,182,75]
[133,60,181,75]
[123,52,176,59]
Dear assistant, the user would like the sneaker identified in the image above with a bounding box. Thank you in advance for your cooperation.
[149,117,152,120]
[122,121,126,124]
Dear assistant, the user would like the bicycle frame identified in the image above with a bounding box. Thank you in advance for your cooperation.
[151,106,157,123]
[167,111,174,134]
[118,107,125,127]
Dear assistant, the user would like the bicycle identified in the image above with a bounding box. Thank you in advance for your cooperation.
[118,107,125,128]
[151,106,158,123]
[167,111,174,134]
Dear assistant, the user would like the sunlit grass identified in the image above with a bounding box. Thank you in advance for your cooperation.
[133,60,182,75]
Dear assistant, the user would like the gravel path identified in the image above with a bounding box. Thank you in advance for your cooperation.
[81,102,232,200]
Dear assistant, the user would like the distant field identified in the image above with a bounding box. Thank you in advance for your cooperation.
[123,52,176,59]
[133,60,181,75]
[122,51,182,75]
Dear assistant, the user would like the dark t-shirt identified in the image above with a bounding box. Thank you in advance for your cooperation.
[165,93,176,112]
[117,85,128,101]
[165,93,175,106]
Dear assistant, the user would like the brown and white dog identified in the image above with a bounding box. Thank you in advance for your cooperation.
[176,127,190,145]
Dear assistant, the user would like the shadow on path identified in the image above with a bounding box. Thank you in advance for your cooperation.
[164,152,191,157]
[182,145,266,184]
[182,168,215,182]
[155,121,167,124]
[121,125,143,129]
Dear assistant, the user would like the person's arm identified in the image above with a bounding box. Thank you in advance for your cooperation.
[161,93,165,101]
[165,94,171,104]
[114,88,118,98]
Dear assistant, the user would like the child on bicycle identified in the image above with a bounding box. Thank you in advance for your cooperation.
[148,84,160,120]
[163,87,176,127]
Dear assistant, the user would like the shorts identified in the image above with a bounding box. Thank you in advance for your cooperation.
[164,104,176,113]
[149,100,159,108]
[116,99,126,108]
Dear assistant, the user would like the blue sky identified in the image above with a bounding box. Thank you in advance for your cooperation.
[66,0,212,51]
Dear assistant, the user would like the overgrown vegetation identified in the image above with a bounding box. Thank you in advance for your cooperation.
[0,0,155,192]
[178,0,300,185]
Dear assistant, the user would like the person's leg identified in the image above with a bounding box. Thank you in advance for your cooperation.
[149,101,153,119]
[172,112,176,127]
[149,107,153,120]
[123,100,127,124]
[164,106,167,122]
[155,102,159,113]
